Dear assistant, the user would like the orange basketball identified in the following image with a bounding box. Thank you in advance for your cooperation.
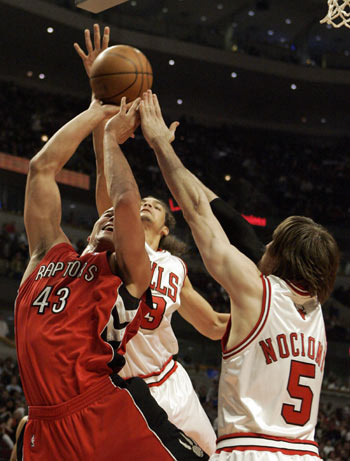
[90,45,153,105]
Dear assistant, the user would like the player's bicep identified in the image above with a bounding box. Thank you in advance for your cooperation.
[189,211,260,300]
[24,165,68,256]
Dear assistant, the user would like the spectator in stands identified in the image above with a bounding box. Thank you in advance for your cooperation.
[0,315,9,340]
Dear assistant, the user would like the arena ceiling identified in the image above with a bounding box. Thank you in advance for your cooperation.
[42,0,350,58]
[0,0,349,136]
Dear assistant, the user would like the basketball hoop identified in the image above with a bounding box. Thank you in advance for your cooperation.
[320,0,350,28]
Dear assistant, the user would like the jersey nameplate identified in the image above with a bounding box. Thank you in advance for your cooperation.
[35,261,98,282]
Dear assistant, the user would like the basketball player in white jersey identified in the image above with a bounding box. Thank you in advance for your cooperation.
[75,25,228,455]
[139,90,340,461]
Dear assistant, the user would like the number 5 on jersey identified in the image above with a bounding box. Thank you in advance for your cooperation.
[32,286,70,314]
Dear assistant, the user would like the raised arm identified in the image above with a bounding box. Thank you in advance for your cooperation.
[75,24,112,214]
[178,161,265,264]
[23,100,118,282]
[104,98,150,298]
[75,24,140,216]
[201,192,265,264]
[139,91,262,312]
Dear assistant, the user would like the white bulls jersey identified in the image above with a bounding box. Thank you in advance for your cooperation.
[216,275,325,458]
[120,243,187,379]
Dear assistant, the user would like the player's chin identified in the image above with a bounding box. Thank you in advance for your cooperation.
[140,214,152,222]
[96,233,115,251]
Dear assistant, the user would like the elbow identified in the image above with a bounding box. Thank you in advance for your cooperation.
[28,154,43,174]
[209,316,229,341]
[29,148,56,175]
[114,188,141,212]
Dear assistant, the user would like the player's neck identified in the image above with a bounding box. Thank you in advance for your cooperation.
[144,228,161,251]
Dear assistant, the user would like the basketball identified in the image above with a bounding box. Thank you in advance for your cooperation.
[90,45,153,105]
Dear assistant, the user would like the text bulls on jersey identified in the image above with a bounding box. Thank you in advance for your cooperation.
[150,262,179,301]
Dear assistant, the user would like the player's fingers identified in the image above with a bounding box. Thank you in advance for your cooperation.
[169,121,180,142]
[139,100,146,116]
[145,90,153,110]
[85,29,93,54]
[140,93,149,114]
[73,43,87,60]
[170,121,180,133]
[129,97,141,113]
[119,97,127,113]
[102,26,110,50]
[94,24,101,50]
[153,94,162,118]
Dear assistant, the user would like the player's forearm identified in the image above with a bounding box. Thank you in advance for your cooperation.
[32,108,105,174]
[104,129,140,209]
[151,137,205,218]
[191,174,218,202]
[93,121,113,215]
[194,312,229,340]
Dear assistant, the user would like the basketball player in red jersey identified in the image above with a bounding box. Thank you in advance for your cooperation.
[75,24,227,455]
[139,90,340,461]
[15,96,208,460]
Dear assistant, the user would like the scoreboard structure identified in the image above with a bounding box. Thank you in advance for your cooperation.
[75,0,128,13]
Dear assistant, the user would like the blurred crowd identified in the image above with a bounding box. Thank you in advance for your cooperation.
[316,401,350,460]
[1,81,350,227]
[0,357,26,460]
[0,223,27,281]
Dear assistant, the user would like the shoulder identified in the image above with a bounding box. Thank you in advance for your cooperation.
[20,242,76,286]
[163,252,188,278]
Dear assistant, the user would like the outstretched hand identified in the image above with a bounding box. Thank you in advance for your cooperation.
[89,98,119,120]
[105,97,141,144]
[139,90,179,148]
[74,24,110,78]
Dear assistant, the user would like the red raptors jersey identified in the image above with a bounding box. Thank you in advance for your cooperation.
[216,275,325,457]
[15,243,146,407]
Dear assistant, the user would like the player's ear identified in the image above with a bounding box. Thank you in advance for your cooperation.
[87,235,91,243]
[161,226,169,238]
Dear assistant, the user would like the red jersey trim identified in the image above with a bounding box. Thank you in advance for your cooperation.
[178,257,188,279]
[285,280,310,296]
[217,446,320,458]
[147,362,178,388]
[216,432,319,457]
[122,357,178,386]
[138,356,174,380]
[217,432,319,447]
[222,275,271,359]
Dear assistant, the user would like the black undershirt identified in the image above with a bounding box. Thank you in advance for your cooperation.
[209,197,265,265]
